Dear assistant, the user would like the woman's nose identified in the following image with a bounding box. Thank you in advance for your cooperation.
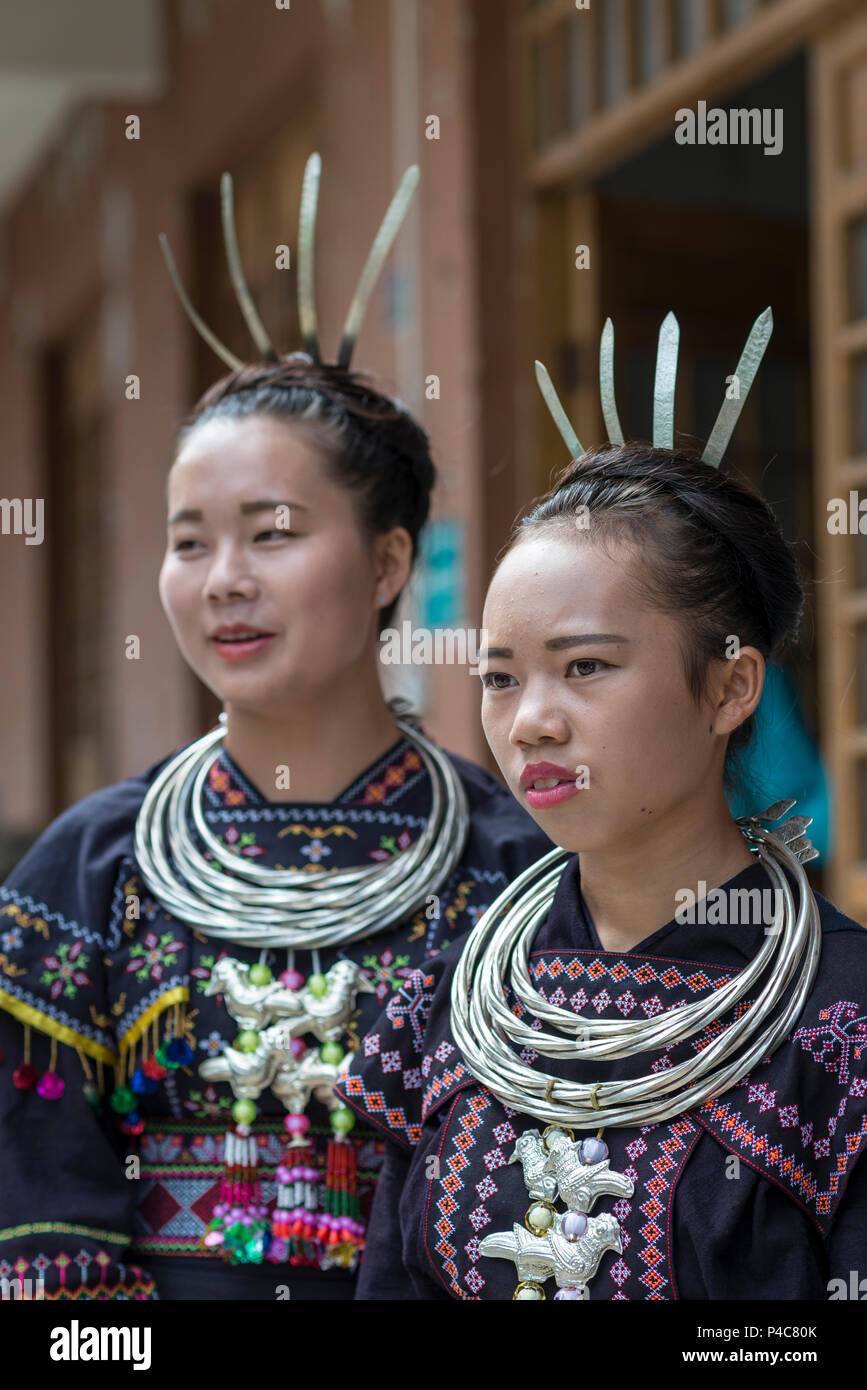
[203,544,259,602]
[507,686,571,749]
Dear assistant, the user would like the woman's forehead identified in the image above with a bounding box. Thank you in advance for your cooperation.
[482,532,670,644]
[488,531,636,602]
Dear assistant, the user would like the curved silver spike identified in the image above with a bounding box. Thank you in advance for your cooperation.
[337,164,420,369]
[653,312,680,449]
[220,173,278,362]
[702,307,774,468]
[158,232,243,372]
[298,152,322,362]
[740,798,819,865]
[599,318,624,445]
[535,361,582,458]
[755,798,797,822]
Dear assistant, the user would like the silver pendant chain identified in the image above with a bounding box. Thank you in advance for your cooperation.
[450,802,822,1130]
[133,716,470,949]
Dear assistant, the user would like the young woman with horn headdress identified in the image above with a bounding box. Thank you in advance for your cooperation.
[0,157,552,1301]
[338,310,867,1302]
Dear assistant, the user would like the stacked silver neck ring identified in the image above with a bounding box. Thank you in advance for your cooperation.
[134,716,470,949]
[450,812,822,1129]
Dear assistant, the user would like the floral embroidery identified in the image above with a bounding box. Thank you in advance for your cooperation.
[1,902,50,940]
[125,931,185,984]
[40,941,93,1001]
[198,1030,226,1057]
[362,947,413,1003]
[1,926,23,952]
[357,747,422,806]
[191,952,229,997]
[208,761,247,807]
[183,1083,232,1118]
[277,824,357,843]
[0,952,27,979]
[208,825,267,866]
[368,829,413,863]
[300,839,332,863]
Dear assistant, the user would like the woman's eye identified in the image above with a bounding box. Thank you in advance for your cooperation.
[173,538,201,552]
[255,529,293,542]
[568,658,607,677]
[480,672,515,691]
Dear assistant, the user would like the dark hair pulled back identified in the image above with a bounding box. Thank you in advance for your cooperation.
[504,443,804,801]
[172,354,436,634]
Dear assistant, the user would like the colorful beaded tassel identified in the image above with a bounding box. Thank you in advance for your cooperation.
[268,1113,319,1265]
[203,1121,270,1264]
[318,1112,365,1270]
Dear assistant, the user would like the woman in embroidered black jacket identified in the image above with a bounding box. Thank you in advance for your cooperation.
[339,440,867,1301]
[0,359,552,1301]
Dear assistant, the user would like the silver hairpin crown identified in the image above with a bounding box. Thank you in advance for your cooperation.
[158,152,419,372]
[535,306,774,468]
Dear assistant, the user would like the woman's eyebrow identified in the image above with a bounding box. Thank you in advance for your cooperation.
[479,633,630,660]
[167,499,309,525]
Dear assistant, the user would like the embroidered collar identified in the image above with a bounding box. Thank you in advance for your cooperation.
[203,733,427,814]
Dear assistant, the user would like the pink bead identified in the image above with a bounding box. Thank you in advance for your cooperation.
[285,1112,310,1136]
[203,1230,223,1247]
[36,1071,65,1100]
[290,1038,306,1059]
[280,970,304,991]
[275,1165,291,1185]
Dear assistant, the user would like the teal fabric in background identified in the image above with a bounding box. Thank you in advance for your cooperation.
[726,662,831,866]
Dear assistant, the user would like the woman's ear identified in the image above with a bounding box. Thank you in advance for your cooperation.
[372,526,413,609]
[711,646,765,736]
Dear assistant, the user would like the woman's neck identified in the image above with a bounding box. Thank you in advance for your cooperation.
[222,686,403,804]
[577,799,756,954]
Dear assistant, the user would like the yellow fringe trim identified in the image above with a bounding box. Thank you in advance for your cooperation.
[118,985,189,1057]
[0,1220,129,1245]
[0,987,117,1067]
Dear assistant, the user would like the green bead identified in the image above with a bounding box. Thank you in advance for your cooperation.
[307,972,328,997]
[110,1086,136,1115]
[248,964,272,986]
[82,1082,101,1108]
[232,1098,258,1125]
[330,1106,355,1135]
[320,1041,344,1065]
[154,1045,170,1067]
[235,1030,261,1053]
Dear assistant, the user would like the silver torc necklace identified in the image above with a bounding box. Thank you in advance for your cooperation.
[134,713,469,949]
[132,713,470,1269]
[449,800,821,1300]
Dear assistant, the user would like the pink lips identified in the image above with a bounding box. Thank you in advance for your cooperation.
[212,634,276,662]
[210,625,277,662]
[520,760,585,810]
[524,780,583,810]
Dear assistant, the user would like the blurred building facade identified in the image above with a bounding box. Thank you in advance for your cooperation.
[1,0,867,919]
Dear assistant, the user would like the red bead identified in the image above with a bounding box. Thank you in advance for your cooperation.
[142,1054,168,1080]
[13,1063,37,1090]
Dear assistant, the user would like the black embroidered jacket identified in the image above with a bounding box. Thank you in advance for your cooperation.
[338,856,867,1300]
